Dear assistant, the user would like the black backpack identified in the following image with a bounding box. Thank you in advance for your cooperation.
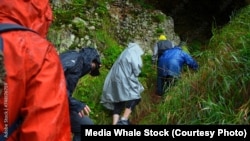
[157,40,173,58]
[0,23,36,140]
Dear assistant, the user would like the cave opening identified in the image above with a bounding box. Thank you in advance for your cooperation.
[144,0,248,44]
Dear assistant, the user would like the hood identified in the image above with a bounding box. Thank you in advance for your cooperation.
[128,42,144,56]
[0,0,53,38]
[79,47,101,76]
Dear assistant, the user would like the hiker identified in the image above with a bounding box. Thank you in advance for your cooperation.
[60,47,101,141]
[0,0,71,140]
[156,45,198,97]
[151,34,174,66]
[151,34,174,100]
[101,42,144,125]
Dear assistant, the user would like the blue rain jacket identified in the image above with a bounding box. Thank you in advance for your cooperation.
[158,46,198,77]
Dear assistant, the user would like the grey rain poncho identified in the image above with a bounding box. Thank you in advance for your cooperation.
[101,42,144,110]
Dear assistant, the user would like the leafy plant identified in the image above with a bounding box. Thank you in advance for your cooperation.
[152,13,166,23]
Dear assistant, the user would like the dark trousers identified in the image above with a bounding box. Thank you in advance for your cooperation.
[70,111,94,141]
[113,99,141,115]
[156,75,176,96]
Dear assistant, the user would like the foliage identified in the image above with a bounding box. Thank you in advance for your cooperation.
[152,13,166,23]
[52,0,250,125]
[52,1,85,26]
[73,69,112,124]
[142,5,250,124]
[134,0,154,9]
[95,2,109,16]
[94,30,124,69]
[155,28,164,34]
[102,45,123,69]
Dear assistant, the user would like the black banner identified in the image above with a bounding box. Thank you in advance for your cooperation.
[81,125,249,139]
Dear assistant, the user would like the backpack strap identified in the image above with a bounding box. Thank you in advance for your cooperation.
[0,37,3,51]
[0,23,37,51]
[0,118,23,141]
[0,23,35,33]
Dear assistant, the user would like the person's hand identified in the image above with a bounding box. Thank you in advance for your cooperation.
[78,105,91,117]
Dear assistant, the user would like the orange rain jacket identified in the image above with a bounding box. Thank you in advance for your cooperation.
[0,0,71,141]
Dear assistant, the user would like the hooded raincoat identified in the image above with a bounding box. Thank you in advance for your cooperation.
[60,47,101,113]
[0,0,71,140]
[158,46,198,77]
[101,43,144,110]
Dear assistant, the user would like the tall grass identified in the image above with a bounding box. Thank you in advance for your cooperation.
[54,1,250,125]
[142,5,250,124]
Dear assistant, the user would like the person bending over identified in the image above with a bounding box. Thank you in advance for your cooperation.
[60,47,101,141]
[101,42,144,125]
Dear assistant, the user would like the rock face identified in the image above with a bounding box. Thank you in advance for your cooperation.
[48,0,181,54]
[108,1,180,53]
[48,0,248,53]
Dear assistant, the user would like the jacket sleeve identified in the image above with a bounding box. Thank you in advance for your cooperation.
[69,96,86,113]
[183,52,199,70]
[66,89,85,112]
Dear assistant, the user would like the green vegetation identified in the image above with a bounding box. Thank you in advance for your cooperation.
[152,13,166,23]
[51,0,250,124]
[141,5,250,124]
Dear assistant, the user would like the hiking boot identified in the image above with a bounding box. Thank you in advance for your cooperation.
[116,119,129,125]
